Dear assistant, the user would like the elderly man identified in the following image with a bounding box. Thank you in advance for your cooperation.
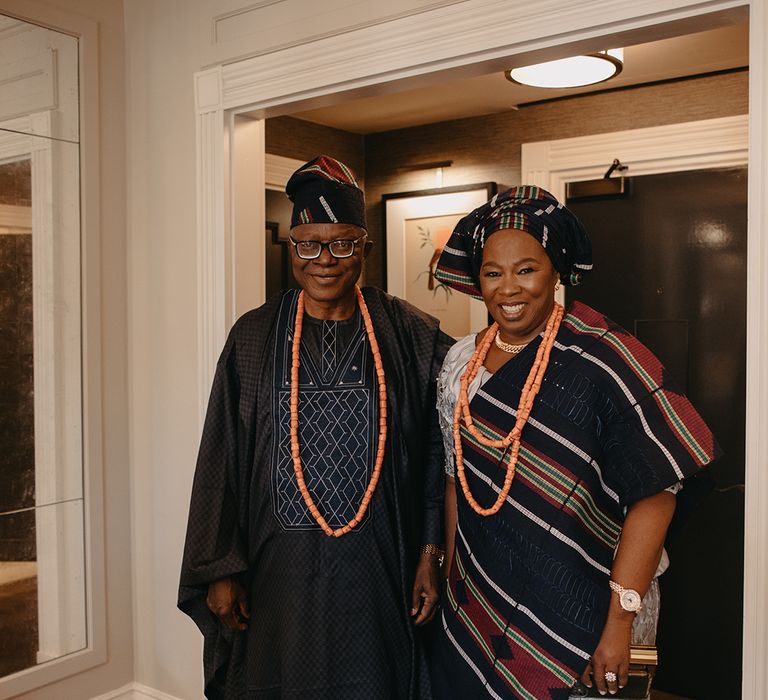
[179,156,453,699]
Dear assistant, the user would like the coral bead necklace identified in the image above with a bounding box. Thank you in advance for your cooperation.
[290,286,388,537]
[453,303,564,516]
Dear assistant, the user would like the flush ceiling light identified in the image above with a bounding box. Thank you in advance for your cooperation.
[505,49,623,89]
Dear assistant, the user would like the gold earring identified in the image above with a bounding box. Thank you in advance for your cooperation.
[554,282,561,292]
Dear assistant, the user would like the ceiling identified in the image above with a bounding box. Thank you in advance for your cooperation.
[290,23,748,135]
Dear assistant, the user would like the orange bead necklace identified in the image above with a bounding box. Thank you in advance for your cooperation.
[453,303,564,516]
[290,286,388,537]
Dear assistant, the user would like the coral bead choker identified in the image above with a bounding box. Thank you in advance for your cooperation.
[290,286,388,537]
[453,303,564,516]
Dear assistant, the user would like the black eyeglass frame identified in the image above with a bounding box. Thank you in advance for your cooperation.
[288,234,368,260]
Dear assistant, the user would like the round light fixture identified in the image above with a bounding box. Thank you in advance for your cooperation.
[505,49,623,89]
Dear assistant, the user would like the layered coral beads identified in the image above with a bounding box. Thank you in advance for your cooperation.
[290,287,388,537]
[453,303,564,516]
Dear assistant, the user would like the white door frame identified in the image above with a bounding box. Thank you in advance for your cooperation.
[521,114,748,199]
[194,2,768,696]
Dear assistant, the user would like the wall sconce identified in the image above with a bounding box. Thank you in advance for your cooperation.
[392,160,453,188]
[505,49,623,89]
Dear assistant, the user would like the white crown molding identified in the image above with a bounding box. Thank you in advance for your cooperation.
[217,0,746,111]
[208,0,467,66]
[521,114,748,200]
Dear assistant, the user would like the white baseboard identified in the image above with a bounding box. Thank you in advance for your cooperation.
[90,682,185,700]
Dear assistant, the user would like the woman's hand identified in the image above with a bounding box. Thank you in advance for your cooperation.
[581,614,632,695]
[206,576,250,631]
[411,551,441,625]
[581,490,676,693]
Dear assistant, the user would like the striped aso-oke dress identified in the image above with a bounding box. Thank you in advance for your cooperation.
[432,301,718,700]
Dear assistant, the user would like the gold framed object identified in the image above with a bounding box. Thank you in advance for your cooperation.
[569,645,657,700]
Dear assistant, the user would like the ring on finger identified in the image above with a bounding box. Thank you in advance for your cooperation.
[604,671,618,683]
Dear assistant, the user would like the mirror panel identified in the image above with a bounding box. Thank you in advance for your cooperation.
[0,11,84,684]
[0,498,86,676]
[0,15,79,142]
[0,132,82,512]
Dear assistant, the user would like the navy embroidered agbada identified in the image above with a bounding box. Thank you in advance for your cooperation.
[178,287,453,700]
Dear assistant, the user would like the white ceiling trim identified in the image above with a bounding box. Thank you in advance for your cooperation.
[219,0,746,112]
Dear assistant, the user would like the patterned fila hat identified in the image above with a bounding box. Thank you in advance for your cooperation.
[434,185,592,299]
[286,155,366,230]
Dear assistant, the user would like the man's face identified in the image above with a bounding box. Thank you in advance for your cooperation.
[289,223,369,310]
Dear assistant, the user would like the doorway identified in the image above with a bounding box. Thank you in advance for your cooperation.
[194,2,768,696]
[566,167,747,699]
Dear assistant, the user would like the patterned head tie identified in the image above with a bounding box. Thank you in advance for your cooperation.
[286,155,367,230]
[434,185,592,300]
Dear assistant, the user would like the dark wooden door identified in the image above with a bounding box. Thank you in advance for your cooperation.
[566,167,747,700]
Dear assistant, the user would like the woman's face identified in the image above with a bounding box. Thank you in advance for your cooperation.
[479,228,560,344]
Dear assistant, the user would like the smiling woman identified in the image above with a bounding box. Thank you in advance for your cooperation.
[479,230,561,350]
[430,186,718,699]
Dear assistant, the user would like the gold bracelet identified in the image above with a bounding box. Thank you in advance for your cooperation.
[420,543,445,562]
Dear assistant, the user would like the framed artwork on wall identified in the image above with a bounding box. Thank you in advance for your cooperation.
[383,182,496,338]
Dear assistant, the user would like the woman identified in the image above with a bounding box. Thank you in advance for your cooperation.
[430,186,717,699]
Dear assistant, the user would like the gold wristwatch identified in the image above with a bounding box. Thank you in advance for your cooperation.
[609,580,642,613]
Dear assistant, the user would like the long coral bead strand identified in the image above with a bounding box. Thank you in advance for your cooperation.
[453,303,564,516]
[290,287,388,537]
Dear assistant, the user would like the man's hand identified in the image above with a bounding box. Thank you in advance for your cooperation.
[206,577,250,631]
[410,551,440,625]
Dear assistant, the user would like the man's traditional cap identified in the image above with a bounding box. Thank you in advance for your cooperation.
[434,185,592,299]
[286,155,366,230]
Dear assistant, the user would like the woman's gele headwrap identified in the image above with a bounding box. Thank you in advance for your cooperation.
[285,155,367,230]
[434,185,592,300]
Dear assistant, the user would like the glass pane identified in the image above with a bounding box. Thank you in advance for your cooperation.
[0,132,82,513]
[0,14,79,142]
[0,498,85,676]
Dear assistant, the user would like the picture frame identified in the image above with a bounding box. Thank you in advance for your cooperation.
[383,182,496,338]
[266,219,289,243]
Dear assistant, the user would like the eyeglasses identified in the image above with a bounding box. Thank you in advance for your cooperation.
[289,234,367,260]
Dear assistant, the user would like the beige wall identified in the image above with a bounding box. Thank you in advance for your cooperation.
[123,1,210,698]
[6,0,133,697]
